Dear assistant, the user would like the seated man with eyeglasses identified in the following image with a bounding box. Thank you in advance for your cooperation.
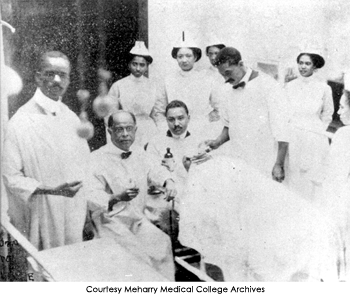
[85,110,176,280]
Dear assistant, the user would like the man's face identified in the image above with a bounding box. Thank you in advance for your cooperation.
[176,48,196,72]
[108,112,137,151]
[166,107,190,136]
[129,56,148,78]
[36,57,70,101]
[217,61,245,87]
[207,46,221,66]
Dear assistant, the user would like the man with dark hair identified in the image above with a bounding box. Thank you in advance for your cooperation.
[86,110,176,280]
[205,47,290,181]
[146,100,206,233]
[3,51,90,250]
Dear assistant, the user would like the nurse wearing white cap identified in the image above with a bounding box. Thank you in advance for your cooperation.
[285,48,334,201]
[152,33,223,139]
[107,41,157,148]
[205,36,225,82]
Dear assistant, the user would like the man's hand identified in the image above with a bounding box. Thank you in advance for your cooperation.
[200,139,218,151]
[35,181,83,198]
[53,181,83,197]
[164,179,177,202]
[113,187,140,202]
[182,156,192,172]
[272,163,285,183]
[161,159,175,172]
[108,188,139,211]
[208,110,220,122]
[190,152,212,165]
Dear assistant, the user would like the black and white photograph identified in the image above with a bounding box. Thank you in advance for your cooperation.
[1,0,350,291]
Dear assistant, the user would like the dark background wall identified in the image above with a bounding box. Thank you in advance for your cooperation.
[2,0,148,151]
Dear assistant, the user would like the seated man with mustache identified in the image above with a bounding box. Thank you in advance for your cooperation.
[146,100,206,235]
[86,110,177,280]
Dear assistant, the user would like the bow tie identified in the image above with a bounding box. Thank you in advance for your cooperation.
[121,151,132,159]
[232,81,246,89]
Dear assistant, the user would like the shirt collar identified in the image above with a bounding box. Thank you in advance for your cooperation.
[166,129,191,139]
[104,142,133,158]
[178,68,197,78]
[34,88,62,115]
[299,74,317,84]
[129,74,145,82]
[240,67,253,84]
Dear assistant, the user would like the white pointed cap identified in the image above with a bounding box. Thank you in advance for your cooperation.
[129,41,153,64]
[171,31,202,61]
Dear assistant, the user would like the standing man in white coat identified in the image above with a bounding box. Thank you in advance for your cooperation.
[2,51,90,250]
[205,47,290,181]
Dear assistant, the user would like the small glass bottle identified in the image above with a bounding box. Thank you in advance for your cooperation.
[164,147,175,172]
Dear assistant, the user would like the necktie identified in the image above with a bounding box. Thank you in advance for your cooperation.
[232,81,246,89]
[121,151,132,159]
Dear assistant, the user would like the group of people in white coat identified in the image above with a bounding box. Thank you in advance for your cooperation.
[2,35,350,282]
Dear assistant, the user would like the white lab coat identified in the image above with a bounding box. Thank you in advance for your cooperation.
[285,76,334,199]
[221,69,290,177]
[85,143,175,280]
[2,88,90,250]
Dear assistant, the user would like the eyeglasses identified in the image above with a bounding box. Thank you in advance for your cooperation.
[41,71,69,81]
[111,126,135,134]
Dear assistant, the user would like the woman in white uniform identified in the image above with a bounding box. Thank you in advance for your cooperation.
[205,41,225,83]
[107,41,157,148]
[285,50,334,200]
[152,35,222,140]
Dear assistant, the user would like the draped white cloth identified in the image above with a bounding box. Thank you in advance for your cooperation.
[107,74,158,146]
[179,155,341,281]
[2,88,90,250]
[321,126,350,281]
[285,76,334,199]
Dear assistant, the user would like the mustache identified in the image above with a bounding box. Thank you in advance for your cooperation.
[225,78,235,84]
[49,83,63,89]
